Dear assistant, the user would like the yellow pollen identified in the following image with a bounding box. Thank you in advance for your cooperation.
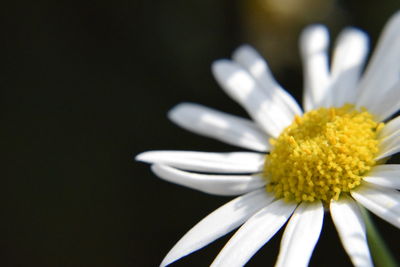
[264,104,382,204]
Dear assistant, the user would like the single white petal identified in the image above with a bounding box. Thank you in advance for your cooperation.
[379,115,400,138]
[300,25,331,111]
[232,45,302,117]
[150,164,266,196]
[330,28,369,107]
[330,195,373,267]
[168,103,270,152]
[356,11,400,110]
[378,126,400,153]
[160,189,274,267]
[351,183,400,229]
[376,145,400,161]
[212,60,293,137]
[136,151,265,173]
[377,119,400,160]
[275,201,324,267]
[369,164,400,172]
[211,199,296,267]
[363,164,400,190]
[366,80,400,121]
[375,136,400,160]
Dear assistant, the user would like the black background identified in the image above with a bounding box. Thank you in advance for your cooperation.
[2,1,400,266]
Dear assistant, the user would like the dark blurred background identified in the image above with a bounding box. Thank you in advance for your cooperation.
[2,0,400,266]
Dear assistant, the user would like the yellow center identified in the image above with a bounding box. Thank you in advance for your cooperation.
[264,104,383,204]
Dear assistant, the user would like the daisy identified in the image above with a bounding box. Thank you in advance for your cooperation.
[137,11,400,267]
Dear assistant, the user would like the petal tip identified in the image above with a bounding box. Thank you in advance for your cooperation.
[135,151,159,164]
[167,103,189,122]
[232,44,256,61]
[150,163,163,173]
[160,254,179,267]
[300,24,329,55]
[135,152,148,162]
[211,59,234,75]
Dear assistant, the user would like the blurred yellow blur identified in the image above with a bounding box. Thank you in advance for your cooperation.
[239,0,344,71]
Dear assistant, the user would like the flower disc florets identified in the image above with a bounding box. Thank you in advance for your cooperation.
[264,104,383,204]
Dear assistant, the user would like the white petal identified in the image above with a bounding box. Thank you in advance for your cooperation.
[351,183,400,229]
[212,60,293,137]
[160,189,274,267]
[232,45,302,117]
[330,195,373,267]
[356,11,400,110]
[369,164,400,172]
[150,164,266,196]
[379,125,400,152]
[370,81,400,121]
[300,25,331,111]
[363,164,400,190]
[211,199,296,267]
[379,115,400,138]
[375,145,400,161]
[375,134,400,160]
[168,103,270,152]
[275,201,324,267]
[136,151,265,173]
[330,28,369,107]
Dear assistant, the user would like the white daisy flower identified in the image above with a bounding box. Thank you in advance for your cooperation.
[137,11,400,267]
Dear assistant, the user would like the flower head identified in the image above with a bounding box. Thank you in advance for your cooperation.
[137,11,400,267]
[266,104,382,203]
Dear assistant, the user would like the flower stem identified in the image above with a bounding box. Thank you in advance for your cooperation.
[360,206,398,267]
